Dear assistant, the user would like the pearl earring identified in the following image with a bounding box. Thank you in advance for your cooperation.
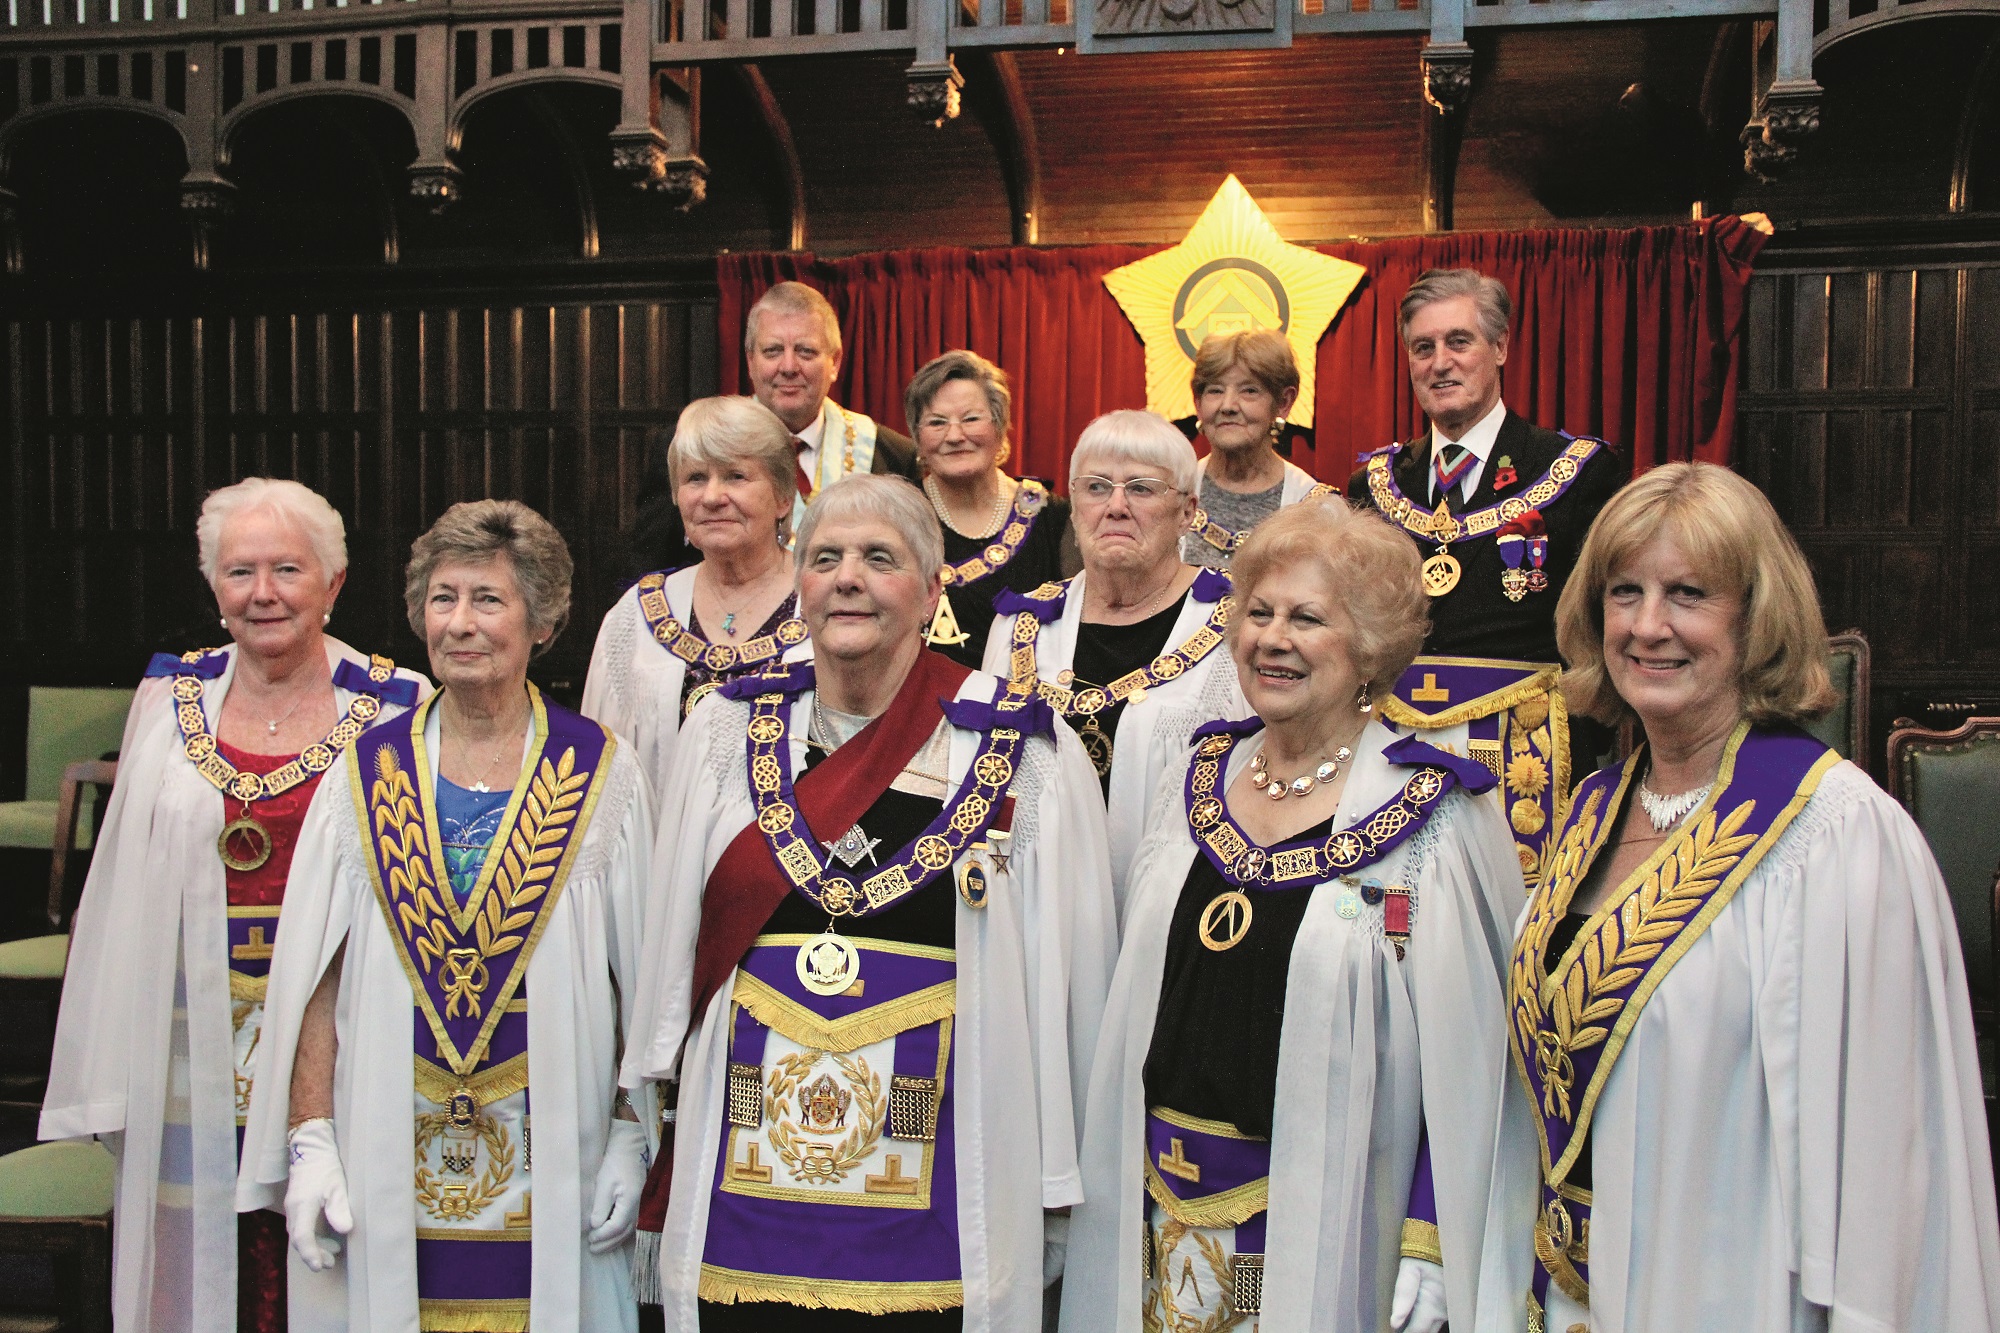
[219,617,228,628]
[322,613,331,625]
[1356,683,1373,714]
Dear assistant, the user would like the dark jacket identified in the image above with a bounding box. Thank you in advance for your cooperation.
[1345,410,1625,665]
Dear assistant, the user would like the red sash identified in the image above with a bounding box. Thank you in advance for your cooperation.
[638,647,973,1238]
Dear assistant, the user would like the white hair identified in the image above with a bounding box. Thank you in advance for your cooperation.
[793,474,944,585]
[196,477,349,585]
[1068,409,1200,495]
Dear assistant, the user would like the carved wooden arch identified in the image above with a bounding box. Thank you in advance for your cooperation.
[1813,0,2000,59]
[447,66,622,146]
[216,81,417,170]
[0,97,191,180]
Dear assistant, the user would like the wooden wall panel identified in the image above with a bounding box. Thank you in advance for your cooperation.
[0,273,719,702]
[1740,241,2000,769]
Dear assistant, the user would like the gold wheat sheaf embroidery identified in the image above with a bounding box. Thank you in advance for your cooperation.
[1522,797,1759,1125]
[372,742,588,1020]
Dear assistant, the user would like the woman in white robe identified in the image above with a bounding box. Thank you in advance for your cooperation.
[238,499,655,1333]
[981,410,1250,914]
[1062,497,1534,1333]
[582,396,809,804]
[1501,462,2000,1332]
[39,478,428,1333]
[627,475,1119,1332]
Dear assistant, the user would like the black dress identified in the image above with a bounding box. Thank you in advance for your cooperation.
[1067,594,1187,797]
[1142,814,1335,1136]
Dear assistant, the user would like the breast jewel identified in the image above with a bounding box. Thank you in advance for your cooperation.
[1362,434,1603,598]
[635,570,809,716]
[1190,481,1340,555]
[925,479,1050,649]
[1183,721,1486,954]
[744,670,1049,997]
[148,648,412,871]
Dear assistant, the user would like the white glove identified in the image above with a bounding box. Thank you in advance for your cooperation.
[586,1118,649,1254]
[1391,1256,1448,1333]
[284,1118,353,1273]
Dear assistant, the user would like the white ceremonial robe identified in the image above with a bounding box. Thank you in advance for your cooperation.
[624,670,1120,1333]
[236,704,656,1333]
[1062,719,1537,1333]
[580,567,813,814]
[979,571,1252,915]
[1502,761,2000,1333]
[38,638,428,1333]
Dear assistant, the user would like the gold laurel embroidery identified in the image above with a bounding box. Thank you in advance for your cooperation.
[762,1051,888,1186]
[1510,789,1602,1099]
[1528,798,1759,1123]
[373,745,454,975]
[413,1110,517,1222]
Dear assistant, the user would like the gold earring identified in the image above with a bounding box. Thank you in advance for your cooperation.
[1356,683,1373,714]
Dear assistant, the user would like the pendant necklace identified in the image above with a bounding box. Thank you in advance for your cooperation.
[217,796,275,872]
[1636,777,1712,832]
[706,569,782,640]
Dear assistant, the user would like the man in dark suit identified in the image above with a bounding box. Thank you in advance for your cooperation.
[745,280,919,505]
[1347,268,1624,890]
[622,282,919,580]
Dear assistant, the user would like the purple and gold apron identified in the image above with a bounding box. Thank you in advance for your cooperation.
[1142,1108,1271,1330]
[351,685,616,1333]
[1508,723,1837,1330]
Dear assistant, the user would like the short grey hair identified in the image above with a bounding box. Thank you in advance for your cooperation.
[404,500,573,657]
[669,395,800,543]
[904,350,1013,461]
[744,281,842,360]
[1068,410,1199,495]
[1398,268,1512,346]
[196,477,348,585]
[793,474,944,586]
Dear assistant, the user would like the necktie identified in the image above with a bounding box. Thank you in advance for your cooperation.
[1433,441,1474,502]
[793,437,815,502]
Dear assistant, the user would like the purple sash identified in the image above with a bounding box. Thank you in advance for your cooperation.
[349,685,615,1078]
[1509,722,1837,1308]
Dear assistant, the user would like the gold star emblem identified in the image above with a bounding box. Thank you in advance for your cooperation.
[1103,175,1365,428]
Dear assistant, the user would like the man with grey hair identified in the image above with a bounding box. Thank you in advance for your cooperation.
[1346,267,1622,894]
[625,474,1116,1332]
[744,282,919,535]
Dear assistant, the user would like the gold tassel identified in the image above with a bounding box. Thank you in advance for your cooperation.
[731,974,957,1054]
[1142,1158,1270,1231]
[699,1264,963,1314]
[419,1298,531,1332]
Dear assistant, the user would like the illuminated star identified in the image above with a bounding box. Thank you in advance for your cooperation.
[1103,174,1366,428]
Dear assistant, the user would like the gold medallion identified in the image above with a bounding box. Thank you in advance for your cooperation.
[925,590,971,648]
[796,930,861,996]
[958,857,990,909]
[1197,890,1253,952]
[217,812,274,872]
[1421,549,1462,598]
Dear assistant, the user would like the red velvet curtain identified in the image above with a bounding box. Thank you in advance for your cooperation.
[717,216,1767,489]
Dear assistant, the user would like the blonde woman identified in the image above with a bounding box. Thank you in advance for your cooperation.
[1504,462,2000,1330]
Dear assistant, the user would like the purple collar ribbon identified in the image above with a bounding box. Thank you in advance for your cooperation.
[940,479,1051,588]
[351,684,615,1076]
[1510,722,1837,1306]
[635,568,808,676]
[1361,433,1605,546]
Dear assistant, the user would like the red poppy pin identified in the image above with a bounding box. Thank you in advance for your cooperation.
[1493,456,1517,489]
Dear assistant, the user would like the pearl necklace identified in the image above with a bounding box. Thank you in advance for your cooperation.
[1248,745,1354,800]
[924,474,1010,539]
[1636,778,1712,832]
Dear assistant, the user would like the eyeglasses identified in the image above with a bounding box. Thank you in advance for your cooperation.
[1073,475,1181,505]
[918,412,993,434]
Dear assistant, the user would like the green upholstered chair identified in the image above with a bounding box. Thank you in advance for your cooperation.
[1804,631,1869,762]
[0,762,113,1122]
[1888,717,2000,1185]
[0,689,132,853]
[0,1139,114,1333]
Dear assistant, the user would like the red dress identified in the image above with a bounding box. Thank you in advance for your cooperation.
[217,739,326,1333]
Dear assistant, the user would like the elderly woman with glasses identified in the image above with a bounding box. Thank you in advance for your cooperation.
[1061,498,1528,1333]
[624,474,1115,1331]
[239,500,656,1333]
[1499,463,2000,1332]
[983,409,1251,910]
[905,350,1077,667]
[42,478,427,1333]
[584,395,808,804]
[1181,329,1337,570]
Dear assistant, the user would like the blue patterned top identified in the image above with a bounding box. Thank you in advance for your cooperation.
[435,775,509,901]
